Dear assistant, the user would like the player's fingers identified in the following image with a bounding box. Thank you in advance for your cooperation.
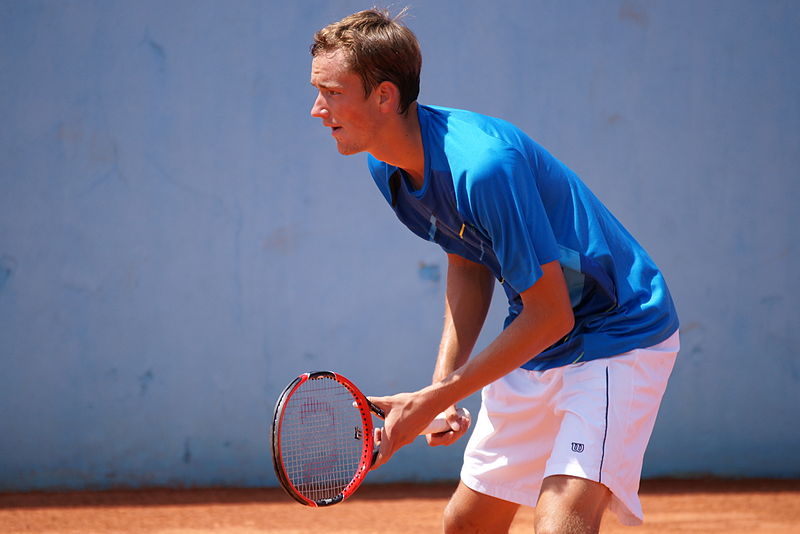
[457,406,472,430]
[445,408,462,432]
[426,421,469,447]
[371,429,395,470]
[427,407,471,447]
[426,429,458,447]
[367,395,391,414]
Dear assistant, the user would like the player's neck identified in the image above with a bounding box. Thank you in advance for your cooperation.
[371,102,425,189]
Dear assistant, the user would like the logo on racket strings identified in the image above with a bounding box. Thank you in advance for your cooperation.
[354,427,362,440]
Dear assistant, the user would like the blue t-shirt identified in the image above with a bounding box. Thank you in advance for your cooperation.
[368,104,679,371]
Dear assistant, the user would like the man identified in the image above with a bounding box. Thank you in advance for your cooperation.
[309,9,679,534]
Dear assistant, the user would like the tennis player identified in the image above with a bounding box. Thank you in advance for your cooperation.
[309,9,680,533]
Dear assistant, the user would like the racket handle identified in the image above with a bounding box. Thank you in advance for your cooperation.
[421,407,471,435]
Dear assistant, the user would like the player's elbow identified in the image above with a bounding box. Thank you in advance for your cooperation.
[519,261,575,343]
[555,306,575,340]
[555,305,575,342]
[518,295,574,351]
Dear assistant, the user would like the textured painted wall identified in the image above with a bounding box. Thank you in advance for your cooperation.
[0,0,798,491]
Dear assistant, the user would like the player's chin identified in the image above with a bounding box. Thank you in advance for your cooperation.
[335,140,365,156]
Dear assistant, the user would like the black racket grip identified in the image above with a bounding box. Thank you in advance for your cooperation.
[368,400,385,419]
[367,400,384,466]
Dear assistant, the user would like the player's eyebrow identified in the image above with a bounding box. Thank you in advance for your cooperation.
[310,80,343,90]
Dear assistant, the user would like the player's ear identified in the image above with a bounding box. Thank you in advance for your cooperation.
[376,81,401,113]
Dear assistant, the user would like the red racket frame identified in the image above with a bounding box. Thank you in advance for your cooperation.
[271,371,377,507]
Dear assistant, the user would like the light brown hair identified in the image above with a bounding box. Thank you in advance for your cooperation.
[311,8,421,114]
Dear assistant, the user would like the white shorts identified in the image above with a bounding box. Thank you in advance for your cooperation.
[461,331,679,526]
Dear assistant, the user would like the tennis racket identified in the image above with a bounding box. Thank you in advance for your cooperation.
[270,370,470,507]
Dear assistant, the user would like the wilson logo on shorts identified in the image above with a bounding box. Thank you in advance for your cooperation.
[571,442,585,453]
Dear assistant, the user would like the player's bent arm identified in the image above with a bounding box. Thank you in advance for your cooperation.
[427,254,494,446]
[432,254,495,383]
[423,259,574,412]
[369,259,572,467]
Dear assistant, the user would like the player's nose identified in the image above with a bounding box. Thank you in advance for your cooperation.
[310,93,327,119]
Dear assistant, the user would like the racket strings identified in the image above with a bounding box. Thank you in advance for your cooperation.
[279,377,368,502]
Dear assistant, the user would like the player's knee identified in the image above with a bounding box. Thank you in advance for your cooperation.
[533,514,561,534]
[442,498,482,534]
[534,509,597,534]
[534,516,568,534]
[442,499,466,534]
[443,483,518,533]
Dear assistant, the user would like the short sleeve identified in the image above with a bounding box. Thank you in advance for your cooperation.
[466,146,560,293]
[367,154,397,205]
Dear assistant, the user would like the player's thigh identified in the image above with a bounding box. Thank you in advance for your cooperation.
[443,481,520,534]
[535,475,611,534]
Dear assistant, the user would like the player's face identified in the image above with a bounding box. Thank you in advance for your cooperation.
[310,49,382,156]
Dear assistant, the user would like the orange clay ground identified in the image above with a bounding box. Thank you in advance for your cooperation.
[1,479,799,533]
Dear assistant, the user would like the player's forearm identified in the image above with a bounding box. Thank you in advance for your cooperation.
[432,254,494,383]
[431,308,570,407]
[424,261,574,412]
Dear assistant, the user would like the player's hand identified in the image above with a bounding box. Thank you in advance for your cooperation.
[368,391,436,470]
[426,404,471,447]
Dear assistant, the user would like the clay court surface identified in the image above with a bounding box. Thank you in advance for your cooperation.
[1,479,798,533]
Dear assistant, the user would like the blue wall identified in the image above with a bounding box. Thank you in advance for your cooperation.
[1,0,798,491]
